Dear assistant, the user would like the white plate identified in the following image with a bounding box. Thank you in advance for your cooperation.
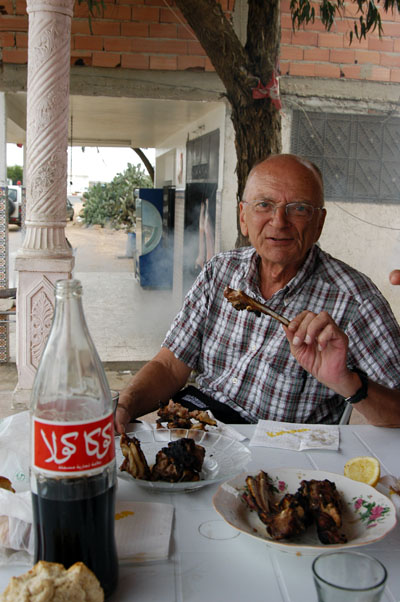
[213,468,397,555]
[116,428,251,492]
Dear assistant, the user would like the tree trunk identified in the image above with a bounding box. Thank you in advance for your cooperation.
[174,0,282,247]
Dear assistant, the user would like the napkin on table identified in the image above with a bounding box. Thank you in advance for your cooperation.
[249,419,339,451]
[115,501,174,563]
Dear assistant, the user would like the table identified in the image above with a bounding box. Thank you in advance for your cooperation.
[1,424,399,601]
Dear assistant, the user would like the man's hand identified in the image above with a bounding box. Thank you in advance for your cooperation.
[390,270,400,285]
[284,311,356,395]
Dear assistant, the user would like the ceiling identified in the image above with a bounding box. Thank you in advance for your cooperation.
[6,91,223,149]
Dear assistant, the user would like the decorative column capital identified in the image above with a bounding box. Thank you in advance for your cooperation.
[26,0,75,17]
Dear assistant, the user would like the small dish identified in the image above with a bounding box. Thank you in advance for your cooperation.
[115,427,251,492]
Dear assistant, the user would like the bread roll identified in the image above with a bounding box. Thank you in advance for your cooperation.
[0,560,104,601]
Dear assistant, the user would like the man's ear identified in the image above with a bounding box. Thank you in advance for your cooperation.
[239,202,248,237]
[314,207,326,243]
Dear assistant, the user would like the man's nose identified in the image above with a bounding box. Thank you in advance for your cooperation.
[269,205,289,225]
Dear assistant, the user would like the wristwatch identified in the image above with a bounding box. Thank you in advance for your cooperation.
[344,367,369,404]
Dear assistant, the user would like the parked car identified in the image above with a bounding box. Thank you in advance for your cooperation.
[7,185,22,227]
[66,198,74,221]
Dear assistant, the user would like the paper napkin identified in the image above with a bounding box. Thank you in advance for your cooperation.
[249,419,339,451]
[115,501,174,563]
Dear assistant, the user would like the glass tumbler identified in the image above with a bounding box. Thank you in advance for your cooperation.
[312,551,387,602]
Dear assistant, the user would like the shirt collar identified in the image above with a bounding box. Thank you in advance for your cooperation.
[243,244,319,300]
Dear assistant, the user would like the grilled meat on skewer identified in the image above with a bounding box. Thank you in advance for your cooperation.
[223,286,290,326]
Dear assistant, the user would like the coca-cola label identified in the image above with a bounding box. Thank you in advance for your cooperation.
[33,413,115,475]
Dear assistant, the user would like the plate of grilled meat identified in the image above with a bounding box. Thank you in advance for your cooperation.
[116,428,251,492]
[213,468,397,554]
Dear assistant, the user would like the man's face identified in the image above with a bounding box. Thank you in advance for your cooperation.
[239,156,326,272]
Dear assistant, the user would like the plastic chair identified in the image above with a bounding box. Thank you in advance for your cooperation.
[339,403,353,425]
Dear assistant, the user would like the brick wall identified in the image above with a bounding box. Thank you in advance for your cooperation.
[280,0,400,83]
[0,0,399,83]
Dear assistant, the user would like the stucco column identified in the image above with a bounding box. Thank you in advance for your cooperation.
[14,0,75,403]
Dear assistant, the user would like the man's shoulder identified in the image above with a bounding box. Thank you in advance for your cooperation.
[200,247,256,289]
[315,247,382,297]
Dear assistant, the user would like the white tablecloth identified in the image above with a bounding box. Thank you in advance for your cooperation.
[0,424,399,601]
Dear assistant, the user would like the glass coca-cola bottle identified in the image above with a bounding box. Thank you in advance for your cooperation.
[30,279,118,598]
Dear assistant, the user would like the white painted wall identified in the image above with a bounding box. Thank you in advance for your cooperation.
[283,109,400,322]
[320,202,400,322]
[154,102,400,323]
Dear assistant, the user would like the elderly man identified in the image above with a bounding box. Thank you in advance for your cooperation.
[115,154,400,432]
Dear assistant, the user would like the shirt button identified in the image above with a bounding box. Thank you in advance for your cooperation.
[251,344,257,350]
[232,377,238,384]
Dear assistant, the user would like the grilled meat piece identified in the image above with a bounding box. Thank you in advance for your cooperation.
[266,492,310,540]
[243,471,309,540]
[157,399,217,430]
[120,434,206,483]
[151,438,206,482]
[243,472,346,544]
[245,471,274,515]
[157,399,193,429]
[299,479,347,544]
[119,434,152,480]
[190,409,217,428]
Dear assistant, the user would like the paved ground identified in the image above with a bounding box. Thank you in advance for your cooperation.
[7,217,180,363]
[1,214,179,419]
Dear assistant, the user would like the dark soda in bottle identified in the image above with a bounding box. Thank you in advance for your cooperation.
[30,279,118,598]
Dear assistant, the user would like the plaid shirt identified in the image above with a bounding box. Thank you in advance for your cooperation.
[163,245,400,424]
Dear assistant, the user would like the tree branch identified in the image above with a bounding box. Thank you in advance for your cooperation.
[174,0,252,100]
[131,148,154,183]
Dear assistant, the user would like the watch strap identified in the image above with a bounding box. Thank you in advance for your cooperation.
[344,367,368,404]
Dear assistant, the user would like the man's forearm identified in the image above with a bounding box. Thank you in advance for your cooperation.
[349,380,400,427]
[322,368,400,427]
[118,361,176,418]
[118,349,192,421]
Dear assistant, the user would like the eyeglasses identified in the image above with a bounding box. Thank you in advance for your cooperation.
[242,200,324,222]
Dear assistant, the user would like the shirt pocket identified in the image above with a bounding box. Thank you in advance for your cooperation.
[255,353,310,421]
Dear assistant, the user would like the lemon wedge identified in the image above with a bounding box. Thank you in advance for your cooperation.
[344,456,380,487]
